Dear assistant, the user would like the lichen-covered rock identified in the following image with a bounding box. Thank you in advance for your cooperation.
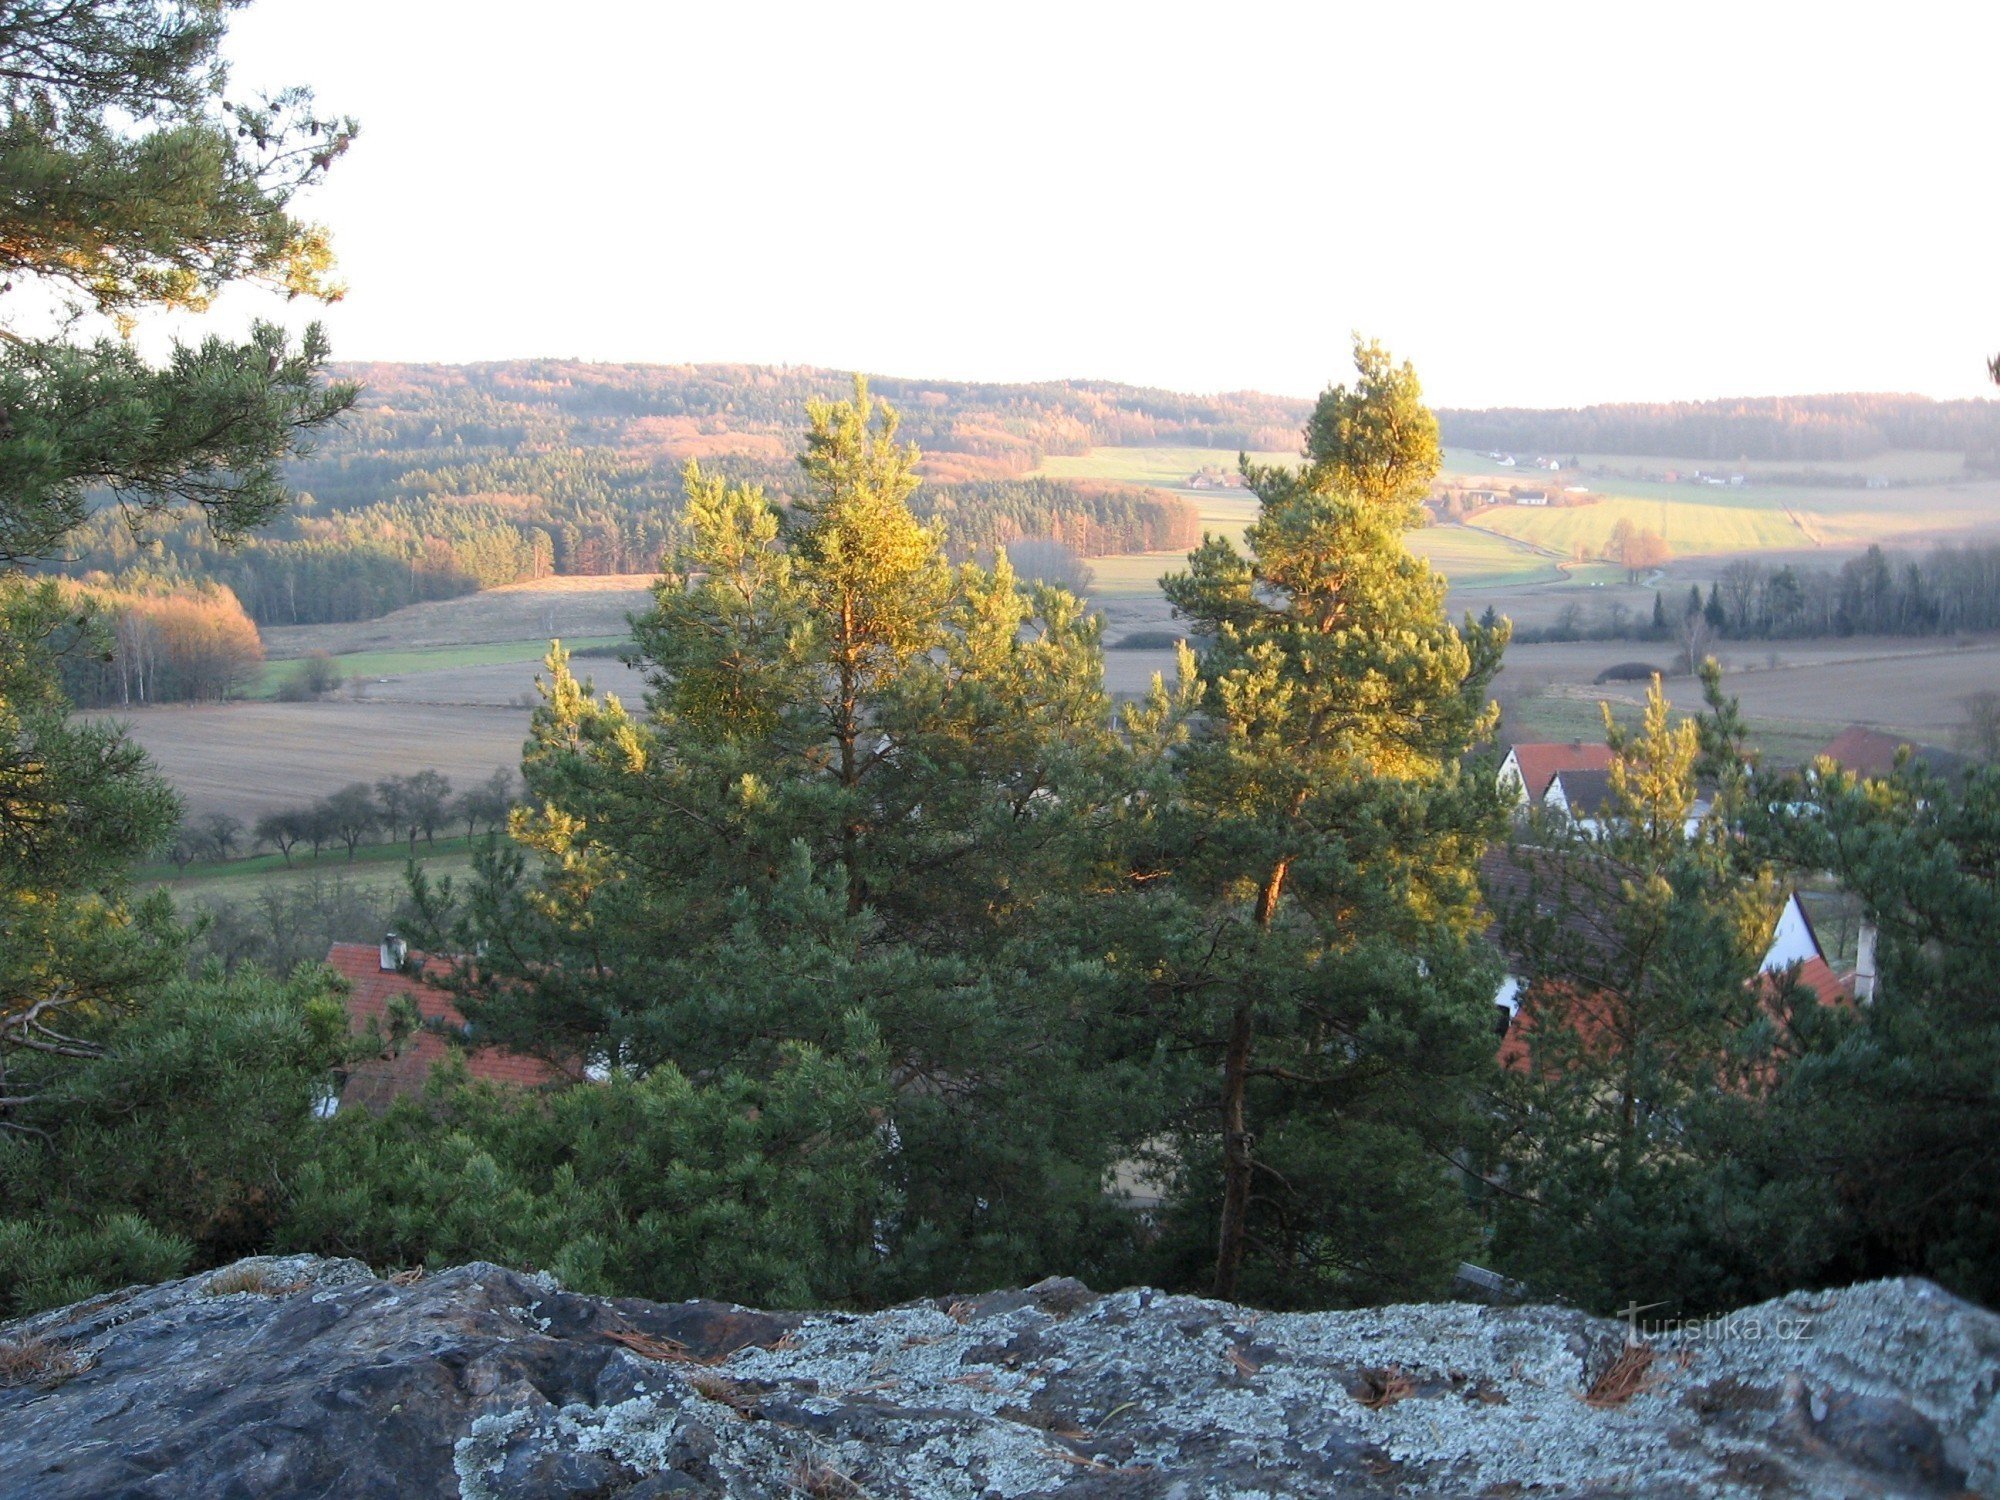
[0,1258,1994,1498]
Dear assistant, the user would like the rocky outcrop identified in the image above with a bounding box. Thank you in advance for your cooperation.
[1,1256,1995,1498]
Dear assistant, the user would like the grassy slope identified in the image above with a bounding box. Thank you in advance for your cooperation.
[1042,446,1570,595]
[1034,446,1297,486]
[1441,447,2000,559]
[250,637,626,698]
[141,834,487,902]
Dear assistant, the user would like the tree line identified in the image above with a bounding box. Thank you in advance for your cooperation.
[57,470,1195,627]
[166,769,517,870]
[1520,541,2000,647]
[1440,392,2000,466]
[911,478,1199,560]
[50,578,264,707]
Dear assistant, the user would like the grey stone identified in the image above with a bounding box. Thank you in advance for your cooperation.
[0,1259,1993,1498]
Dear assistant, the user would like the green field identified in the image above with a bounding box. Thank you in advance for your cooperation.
[1034,445,1298,487]
[1449,448,1969,485]
[1407,526,1563,587]
[140,833,486,902]
[1081,520,1569,606]
[1035,439,2000,584]
[250,636,626,698]
[1083,522,1563,603]
[1496,691,1835,769]
[1470,494,1808,559]
[1040,442,1822,572]
[1441,447,2000,558]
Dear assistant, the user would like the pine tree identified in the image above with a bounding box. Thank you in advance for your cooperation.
[1732,740,2000,1305]
[1482,677,1782,1313]
[1119,339,1510,1306]
[417,380,1140,1298]
[2,2,355,1116]
[1,3,360,1292]
[0,965,350,1315]
[1,1,357,565]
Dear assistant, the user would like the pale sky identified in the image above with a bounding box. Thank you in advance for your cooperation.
[203,0,1999,409]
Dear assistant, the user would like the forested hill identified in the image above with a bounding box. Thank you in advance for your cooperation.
[308,360,1315,498]
[65,363,2000,632]
[59,361,1296,626]
[1438,392,2000,465]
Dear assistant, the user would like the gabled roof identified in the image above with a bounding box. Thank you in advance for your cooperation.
[324,942,573,1112]
[1816,726,1965,780]
[1505,742,1614,801]
[1478,845,1623,965]
[1548,767,1616,818]
[1484,853,1858,1077]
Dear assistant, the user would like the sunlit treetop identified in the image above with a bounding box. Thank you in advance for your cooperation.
[0,0,357,324]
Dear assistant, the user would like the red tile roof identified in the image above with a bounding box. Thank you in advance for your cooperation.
[1507,742,1614,802]
[1817,726,1913,779]
[324,942,572,1112]
[1815,726,1965,780]
[1760,955,1855,1011]
[1496,981,1624,1074]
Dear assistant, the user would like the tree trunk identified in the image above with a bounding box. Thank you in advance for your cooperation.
[1213,856,1293,1302]
[1213,996,1256,1301]
[836,600,863,915]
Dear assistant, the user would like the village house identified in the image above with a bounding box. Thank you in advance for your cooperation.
[1813,725,1965,781]
[1482,850,1867,1073]
[321,938,578,1114]
[1759,891,1875,1005]
[1541,767,1715,841]
[1496,741,1615,809]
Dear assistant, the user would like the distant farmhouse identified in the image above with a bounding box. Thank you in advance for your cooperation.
[1813,725,1965,780]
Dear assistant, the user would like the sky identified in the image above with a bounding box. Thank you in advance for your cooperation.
[203,0,2000,409]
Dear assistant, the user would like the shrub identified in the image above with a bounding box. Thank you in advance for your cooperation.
[1594,661,1665,684]
[274,651,345,701]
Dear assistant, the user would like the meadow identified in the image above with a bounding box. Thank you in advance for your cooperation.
[260,573,656,658]
[249,637,625,698]
[1033,445,1297,487]
[140,835,481,904]
[1439,447,2000,559]
[1503,448,1969,484]
[1044,445,1570,601]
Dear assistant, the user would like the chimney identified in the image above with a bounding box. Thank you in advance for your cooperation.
[379,932,409,972]
[1853,920,1877,1003]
